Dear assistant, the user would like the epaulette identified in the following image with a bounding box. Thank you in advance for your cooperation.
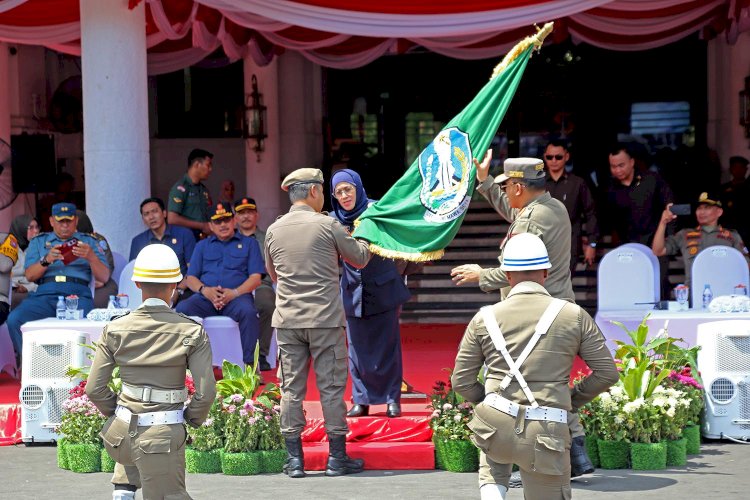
[175,311,202,325]
[109,311,131,322]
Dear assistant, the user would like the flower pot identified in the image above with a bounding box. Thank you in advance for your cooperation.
[683,425,701,455]
[434,439,479,473]
[260,449,287,473]
[57,438,69,470]
[66,443,102,473]
[100,447,116,473]
[186,447,223,473]
[584,435,600,468]
[433,437,445,470]
[666,438,687,466]
[221,451,262,475]
[597,439,630,469]
[630,442,666,470]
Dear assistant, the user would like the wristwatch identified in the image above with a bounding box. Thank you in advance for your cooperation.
[40,256,50,267]
[198,285,205,295]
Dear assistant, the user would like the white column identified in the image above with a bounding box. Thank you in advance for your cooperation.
[707,31,750,181]
[80,0,150,258]
[243,57,282,230]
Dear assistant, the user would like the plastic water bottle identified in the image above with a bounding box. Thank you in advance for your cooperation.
[107,295,117,309]
[56,296,66,320]
[702,284,713,310]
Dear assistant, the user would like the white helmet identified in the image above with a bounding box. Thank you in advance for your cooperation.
[500,233,551,271]
[131,244,183,283]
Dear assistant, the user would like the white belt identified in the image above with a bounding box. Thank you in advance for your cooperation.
[115,406,185,426]
[484,393,567,424]
[121,383,188,404]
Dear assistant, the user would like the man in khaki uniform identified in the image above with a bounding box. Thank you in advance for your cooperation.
[265,168,371,478]
[86,244,216,500]
[652,192,749,291]
[452,234,618,500]
[451,154,592,484]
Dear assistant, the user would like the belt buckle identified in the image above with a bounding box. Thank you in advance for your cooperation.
[55,275,66,283]
[142,387,152,402]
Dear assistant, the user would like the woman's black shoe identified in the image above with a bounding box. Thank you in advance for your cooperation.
[346,404,369,417]
[386,402,401,418]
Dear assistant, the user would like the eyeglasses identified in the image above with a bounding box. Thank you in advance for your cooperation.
[500,181,523,192]
[545,154,565,161]
[334,186,355,198]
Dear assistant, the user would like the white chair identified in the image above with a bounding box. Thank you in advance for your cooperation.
[597,243,660,311]
[203,316,244,367]
[117,260,142,308]
[112,251,128,287]
[691,246,750,306]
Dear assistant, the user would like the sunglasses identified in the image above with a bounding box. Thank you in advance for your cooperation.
[211,218,232,225]
[545,154,565,161]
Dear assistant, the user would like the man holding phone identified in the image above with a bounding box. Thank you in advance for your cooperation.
[652,192,749,290]
[6,202,110,362]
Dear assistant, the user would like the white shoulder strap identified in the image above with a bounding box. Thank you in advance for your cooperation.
[499,298,568,397]
[479,306,538,407]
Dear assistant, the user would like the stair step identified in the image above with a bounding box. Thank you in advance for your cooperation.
[301,441,435,471]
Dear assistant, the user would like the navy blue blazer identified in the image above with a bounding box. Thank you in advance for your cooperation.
[340,255,411,318]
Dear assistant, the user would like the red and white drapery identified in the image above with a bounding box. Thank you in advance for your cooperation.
[1,0,749,73]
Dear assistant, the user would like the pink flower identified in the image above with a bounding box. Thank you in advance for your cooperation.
[227,405,237,413]
[230,394,243,403]
[243,400,255,411]
[239,409,248,417]
[203,418,214,427]
[273,405,281,412]
[248,417,257,425]
[265,415,272,421]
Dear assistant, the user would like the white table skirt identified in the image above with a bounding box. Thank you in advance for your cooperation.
[595,309,750,350]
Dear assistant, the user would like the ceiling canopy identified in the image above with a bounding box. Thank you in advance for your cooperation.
[1,0,749,73]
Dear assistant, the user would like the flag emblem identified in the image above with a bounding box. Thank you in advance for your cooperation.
[418,127,472,222]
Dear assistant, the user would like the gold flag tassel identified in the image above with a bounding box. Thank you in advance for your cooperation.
[366,243,444,262]
[491,21,554,80]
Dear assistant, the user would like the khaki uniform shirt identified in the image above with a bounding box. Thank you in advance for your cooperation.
[665,224,749,288]
[265,204,370,328]
[86,299,216,427]
[247,228,273,288]
[451,282,618,411]
[476,176,575,302]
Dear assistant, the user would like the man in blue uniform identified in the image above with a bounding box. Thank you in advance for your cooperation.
[130,197,196,297]
[6,202,110,359]
[176,202,265,366]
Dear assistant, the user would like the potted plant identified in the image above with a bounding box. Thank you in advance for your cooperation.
[584,386,631,469]
[56,380,107,473]
[186,399,225,473]
[664,367,704,455]
[221,393,263,475]
[429,379,478,473]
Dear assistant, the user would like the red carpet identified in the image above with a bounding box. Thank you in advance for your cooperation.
[0,323,590,471]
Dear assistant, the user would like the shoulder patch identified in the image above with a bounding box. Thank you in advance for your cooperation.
[177,185,186,192]
[173,197,183,203]
[109,311,131,322]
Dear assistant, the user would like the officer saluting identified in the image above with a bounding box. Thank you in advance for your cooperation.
[6,202,110,361]
[86,244,216,500]
[452,234,617,500]
[265,168,371,478]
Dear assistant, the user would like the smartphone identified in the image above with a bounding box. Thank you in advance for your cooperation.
[669,204,691,216]
[58,238,80,265]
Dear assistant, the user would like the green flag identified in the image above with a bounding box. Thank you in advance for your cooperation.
[353,23,552,261]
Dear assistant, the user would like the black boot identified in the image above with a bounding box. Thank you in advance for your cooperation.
[325,434,364,476]
[570,435,595,477]
[346,404,369,417]
[283,436,306,478]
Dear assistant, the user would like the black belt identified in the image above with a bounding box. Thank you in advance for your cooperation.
[38,276,90,286]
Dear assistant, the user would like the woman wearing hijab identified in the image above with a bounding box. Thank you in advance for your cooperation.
[9,215,41,309]
[330,169,411,418]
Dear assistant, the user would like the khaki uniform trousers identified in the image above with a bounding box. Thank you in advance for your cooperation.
[102,415,190,500]
[254,285,276,358]
[277,327,348,437]
[471,401,572,500]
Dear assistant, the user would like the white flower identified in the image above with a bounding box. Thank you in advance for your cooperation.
[453,414,462,422]
[443,403,453,411]
[652,386,666,394]
[600,392,612,402]
[667,397,678,408]
[678,399,690,408]
[666,407,676,418]
[610,386,625,399]
[623,398,645,414]
[614,414,624,424]
[652,397,667,407]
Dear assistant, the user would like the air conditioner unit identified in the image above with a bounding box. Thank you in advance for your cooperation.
[19,329,90,444]
[697,320,750,440]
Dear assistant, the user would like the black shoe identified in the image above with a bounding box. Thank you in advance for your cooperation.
[325,434,364,476]
[259,358,272,372]
[283,437,306,478]
[346,404,369,417]
[570,436,595,477]
[386,402,401,418]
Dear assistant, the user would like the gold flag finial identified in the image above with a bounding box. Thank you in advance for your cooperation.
[491,21,554,80]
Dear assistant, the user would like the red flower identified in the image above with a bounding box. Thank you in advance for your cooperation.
[69,380,87,397]
[185,374,196,396]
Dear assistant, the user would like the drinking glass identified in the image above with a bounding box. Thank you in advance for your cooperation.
[65,295,79,320]
[116,294,129,309]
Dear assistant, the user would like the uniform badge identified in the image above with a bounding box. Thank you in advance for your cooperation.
[172,238,177,245]
[418,127,472,222]
[177,185,186,192]
[173,197,183,203]
[689,247,698,255]
[238,244,243,249]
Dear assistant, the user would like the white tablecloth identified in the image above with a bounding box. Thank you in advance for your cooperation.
[595,309,750,349]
